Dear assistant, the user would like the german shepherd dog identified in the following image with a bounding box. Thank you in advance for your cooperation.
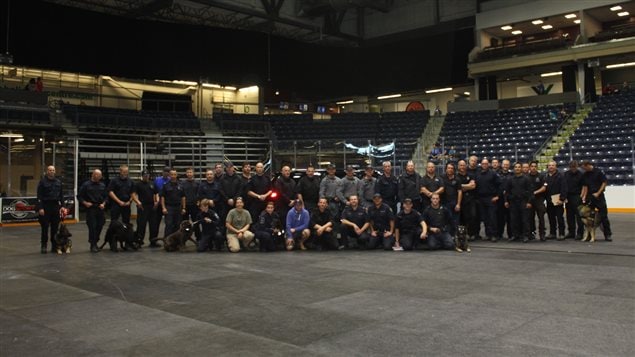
[151,221,196,252]
[100,220,138,252]
[54,224,73,255]
[454,225,471,252]
[578,204,601,243]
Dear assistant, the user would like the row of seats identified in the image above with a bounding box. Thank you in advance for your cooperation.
[0,107,51,126]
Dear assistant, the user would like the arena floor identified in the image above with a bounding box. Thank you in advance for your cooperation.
[1,214,634,356]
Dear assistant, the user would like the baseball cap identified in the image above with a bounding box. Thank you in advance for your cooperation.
[373,193,382,199]
[141,169,149,176]
[345,165,354,171]
[402,198,413,204]
[365,165,373,171]
[327,164,336,169]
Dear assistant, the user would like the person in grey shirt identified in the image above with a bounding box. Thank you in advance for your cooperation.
[338,165,361,206]
[358,165,377,209]
[319,164,342,232]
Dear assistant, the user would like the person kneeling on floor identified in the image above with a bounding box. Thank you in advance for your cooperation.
[422,193,455,250]
[196,199,224,252]
[285,200,310,251]
[225,197,255,252]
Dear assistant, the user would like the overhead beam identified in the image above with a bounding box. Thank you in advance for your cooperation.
[127,0,174,18]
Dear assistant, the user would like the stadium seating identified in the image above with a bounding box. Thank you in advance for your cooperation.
[0,104,51,127]
[439,104,575,162]
[61,104,201,134]
[554,89,635,185]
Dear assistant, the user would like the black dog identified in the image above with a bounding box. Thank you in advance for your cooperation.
[100,220,138,252]
[54,224,73,255]
[454,225,470,253]
[151,221,196,252]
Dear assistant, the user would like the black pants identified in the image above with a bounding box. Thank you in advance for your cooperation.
[110,204,131,224]
[546,201,565,236]
[565,195,584,237]
[183,203,201,240]
[38,202,60,248]
[496,197,510,238]
[478,196,498,238]
[461,198,479,237]
[427,232,454,250]
[136,204,158,242]
[340,227,370,249]
[164,206,182,237]
[589,193,612,237]
[86,206,105,244]
[509,200,530,239]
[197,230,225,252]
[529,197,546,237]
[312,230,339,250]
[445,201,460,236]
[255,231,276,252]
[361,232,395,250]
[399,229,422,251]
[151,208,163,241]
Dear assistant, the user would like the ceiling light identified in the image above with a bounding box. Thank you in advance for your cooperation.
[336,100,354,105]
[532,20,544,25]
[238,85,258,91]
[202,83,221,88]
[171,80,198,86]
[14,138,24,142]
[501,25,512,30]
[564,14,577,19]
[463,91,471,96]
[610,5,622,11]
[377,94,402,100]
[224,86,237,90]
[606,62,635,69]
[541,71,562,77]
[574,19,581,24]
[542,24,553,30]
[0,133,23,138]
[511,30,523,35]
[617,11,629,16]
[425,87,453,94]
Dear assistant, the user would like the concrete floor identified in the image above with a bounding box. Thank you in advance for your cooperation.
[1,214,634,356]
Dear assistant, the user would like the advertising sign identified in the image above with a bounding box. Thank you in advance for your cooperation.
[0,196,76,223]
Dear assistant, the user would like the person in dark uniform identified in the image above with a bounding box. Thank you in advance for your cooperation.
[274,165,297,230]
[107,164,134,224]
[214,162,225,181]
[581,161,612,241]
[398,160,423,213]
[197,169,221,211]
[421,162,445,211]
[195,199,224,252]
[545,161,567,240]
[359,166,377,209]
[152,166,171,244]
[441,162,462,235]
[36,165,63,253]
[395,198,427,251]
[181,167,200,240]
[475,159,501,242]
[422,193,455,250]
[220,162,243,223]
[339,195,370,249]
[367,193,395,250]
[504,162,533,242]
[496,159,512,240]
[564,160,585,240]
[161,169,186,237]
[247,161,273,222]
[375,161,399,214]
[457,160,478,241]
[254,201,281,252]
[310,198,340,250]
[528,161,547,241]
[132,170,158,246]
[77,169,107,253]
[296,165,320,212]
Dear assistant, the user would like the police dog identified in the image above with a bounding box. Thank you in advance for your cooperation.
[54,224,73,255]
[100,220,138,252]
[454,225,470,253]
[151,220,196,252]
[578,204,601,243]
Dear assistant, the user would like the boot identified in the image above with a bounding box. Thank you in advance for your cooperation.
[41,243,47,254]
[90,243,99,253]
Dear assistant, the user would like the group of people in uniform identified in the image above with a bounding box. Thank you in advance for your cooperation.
[35,155,612,254]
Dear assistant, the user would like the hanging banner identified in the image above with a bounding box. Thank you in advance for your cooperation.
[344,142,395,158]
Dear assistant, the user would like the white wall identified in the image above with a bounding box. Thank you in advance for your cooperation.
[605,186,635,210]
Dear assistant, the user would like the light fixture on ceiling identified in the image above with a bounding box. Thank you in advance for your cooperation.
[336,100,354,105]
[574,19,581,24]
[610,5,622,11]
[238,85,258,92]
[564,14,577,19]
[425,87,453,94]
[532,20,544,25]
[606,62,635,69]
[202,83,221,88]
[511,30,523,35]
[542,24,553,30]
[501,25,513,30]
[617,11,630,16]
[541,71,562,77]
[377,94,402,100]
[224,86,237,90]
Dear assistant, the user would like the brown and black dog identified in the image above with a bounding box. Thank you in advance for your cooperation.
[454,225,471,252]
[151,221,196,252]
[54,224,73,255]
[578,204,601,243]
